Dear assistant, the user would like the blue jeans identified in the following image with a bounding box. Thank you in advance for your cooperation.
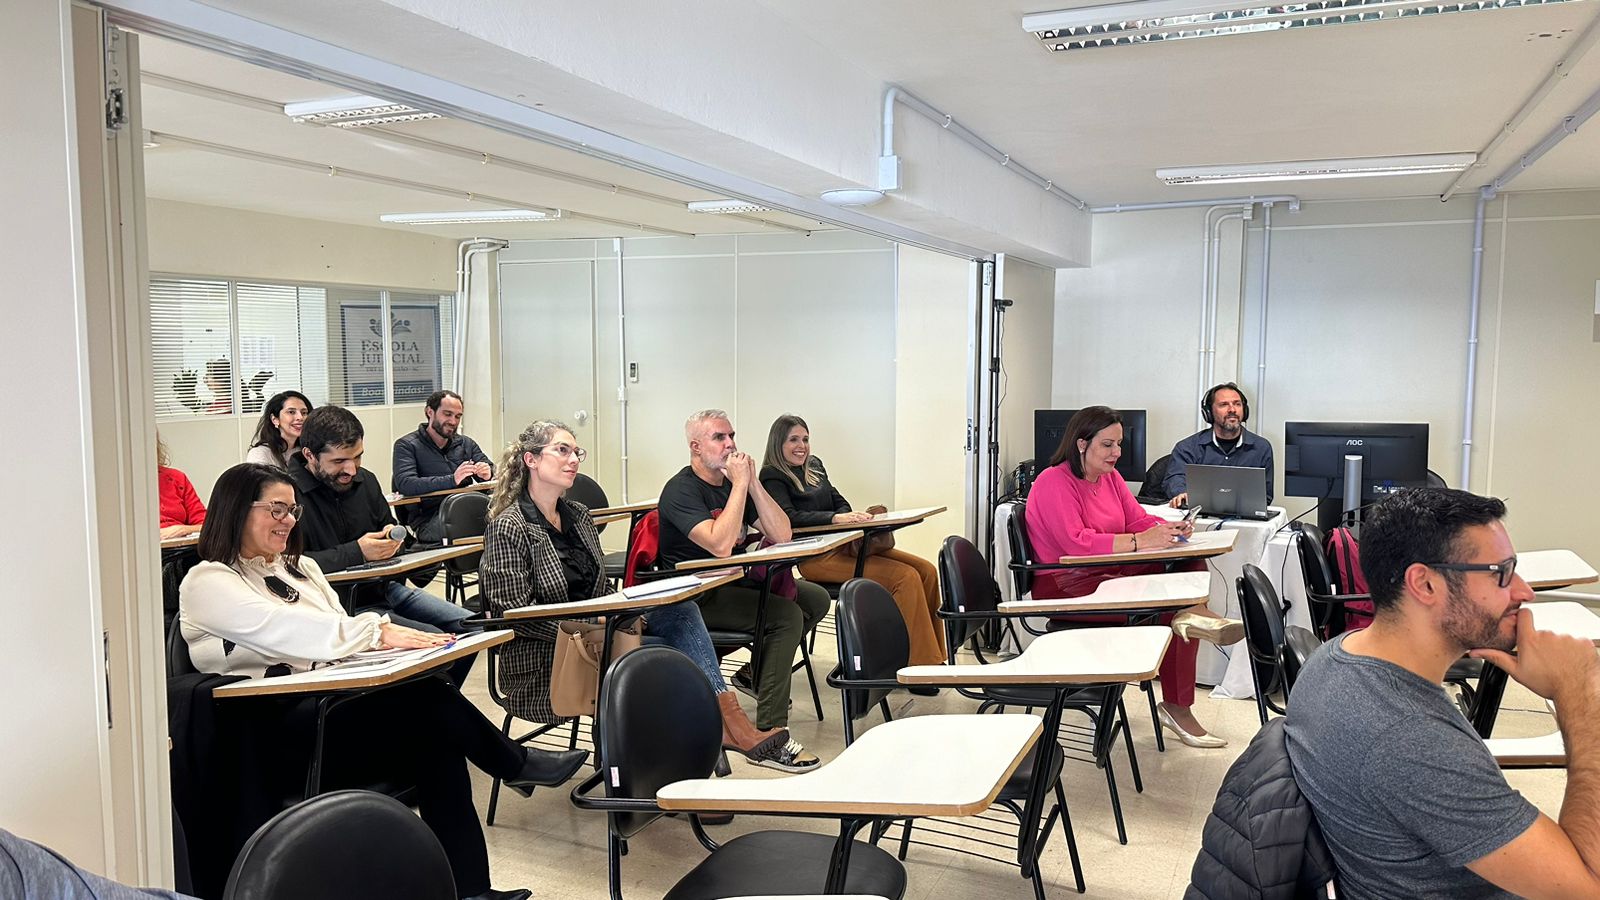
[642,602,728,692]
[379,581,474,633]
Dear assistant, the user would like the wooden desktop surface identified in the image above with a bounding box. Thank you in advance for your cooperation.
[898,626,1173,686]
[792,506,947,536]
[1058,528,1237,566]
[324,544,480,584]
[212,630,512,698]
[673,530,862,573]
[1526,601,1600,644]
[1486,731,1566,768]
[588,498,659,517]
[998,571,1210,615]
[500,572,741,620]
[656,713,1041,818]
[160,533,200,550]
[389,481,493,507]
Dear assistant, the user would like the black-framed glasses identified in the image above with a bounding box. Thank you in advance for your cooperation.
[1426,556,1518,589]
[262,575,300,604]
[250,501,302,521]
[536,443,588,463]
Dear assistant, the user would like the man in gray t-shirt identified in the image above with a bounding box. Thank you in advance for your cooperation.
[1285,489,1600,900]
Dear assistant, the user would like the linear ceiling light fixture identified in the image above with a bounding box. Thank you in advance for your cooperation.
[284,94,443,127]
[1024,0,1586,52]
[686,199,772,214]
[1156,152,1476,184]
[379,209,560,225]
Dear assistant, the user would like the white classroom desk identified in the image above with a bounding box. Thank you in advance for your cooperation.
[900,625,1173,687]
[998,570,1210,616]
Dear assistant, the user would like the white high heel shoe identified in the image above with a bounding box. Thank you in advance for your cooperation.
[1157,705,1228,749]
[1172,612,1246,647]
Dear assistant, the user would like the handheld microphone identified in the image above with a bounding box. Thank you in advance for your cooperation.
[385,525,409,543]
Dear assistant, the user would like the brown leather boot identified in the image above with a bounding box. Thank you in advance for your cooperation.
[718,691,787,760]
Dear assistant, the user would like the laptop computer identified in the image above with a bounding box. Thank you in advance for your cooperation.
[1185,464,1274,521]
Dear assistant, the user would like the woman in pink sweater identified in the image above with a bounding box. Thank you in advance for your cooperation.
[1025,406,1242,748]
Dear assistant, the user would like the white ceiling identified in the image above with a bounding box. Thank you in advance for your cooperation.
[751,0,1600,204]
[137,36,831,241]
[138,2,1600,249]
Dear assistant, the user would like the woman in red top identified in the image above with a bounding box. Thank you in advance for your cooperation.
[157,433,206,539]
[1025,406,1242,748]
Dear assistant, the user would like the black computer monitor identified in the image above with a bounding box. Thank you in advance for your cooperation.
[1283,422,1430,501]
[1034,409,1148,483]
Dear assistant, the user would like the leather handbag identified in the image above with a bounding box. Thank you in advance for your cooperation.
[549,619,642,717]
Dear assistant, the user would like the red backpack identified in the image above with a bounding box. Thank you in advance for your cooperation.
[622,510,660,587]
[1325,526,1375,631]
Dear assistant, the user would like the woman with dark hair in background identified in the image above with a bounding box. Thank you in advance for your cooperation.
[481,419,795,768]
[759,414,946,667]
[1024,405,1244,749]
[245,390,312,469]
[180,462,585,900]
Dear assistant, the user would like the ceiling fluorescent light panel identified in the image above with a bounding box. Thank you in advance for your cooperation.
[1024,0,1587,52]
[1156,153,1476,184]
[687,199,772,214]
[380,209,559,225]
[284,94,444,128]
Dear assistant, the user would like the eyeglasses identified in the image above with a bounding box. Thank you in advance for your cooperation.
[262,575,300,604]
[1426,556,1519,589]
[250,501,303,521]
[537,443,588,463]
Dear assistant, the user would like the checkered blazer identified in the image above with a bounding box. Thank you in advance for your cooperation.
[479,498,609,724]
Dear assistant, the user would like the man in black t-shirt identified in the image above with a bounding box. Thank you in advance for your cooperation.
[657,409,829,772]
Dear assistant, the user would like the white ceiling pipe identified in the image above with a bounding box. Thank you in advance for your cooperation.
[1440,10,1600,203]
[1197,205,1233,429]
[1255,202,1274,422]
[1486,81,1600,195]
[1092,195,1300,213]
[1208,210,1247,393]
[1459,187,1490,489]
[880,85,1088,209]
[453,238,506,395]
[148,131,698,238]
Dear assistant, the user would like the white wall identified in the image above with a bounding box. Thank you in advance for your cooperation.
[147,200,459,500]
[1055,191,1600,584]
[996,255,1058,482]
[894,246,974,561]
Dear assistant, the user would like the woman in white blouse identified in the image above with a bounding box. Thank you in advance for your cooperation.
[180,462,586,900]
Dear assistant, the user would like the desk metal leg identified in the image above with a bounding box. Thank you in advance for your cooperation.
[1017,687,1066,878]
[1471,664,1510,738]
[824,817,870,893]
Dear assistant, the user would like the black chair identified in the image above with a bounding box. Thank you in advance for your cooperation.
[223,790,455,900]
[567,473,629,579]
[1002,502,1165,753]
[572,646,906,899]
[828,578,1084,896]
[1136,454,1173,504]
[439,491,489,608]
[1237,563,1288,725]
[167,614,197,676]
[1278,625,1322,701]
[1296,524,1482,712]
[940,534,1143,846]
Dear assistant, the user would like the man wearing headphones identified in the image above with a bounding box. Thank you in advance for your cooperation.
[1163,383,1275,508]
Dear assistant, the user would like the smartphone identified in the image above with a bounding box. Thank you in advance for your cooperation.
[1182,505,1203,526]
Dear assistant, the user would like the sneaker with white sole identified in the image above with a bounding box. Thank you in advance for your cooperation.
[748,738,821,773]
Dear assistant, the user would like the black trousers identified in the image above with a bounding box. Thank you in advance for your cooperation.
[285,677,523,897]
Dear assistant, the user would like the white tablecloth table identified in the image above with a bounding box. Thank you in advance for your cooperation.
[1140,504,1290,687]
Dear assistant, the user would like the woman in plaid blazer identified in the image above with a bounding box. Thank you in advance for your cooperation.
[480,420,793,765]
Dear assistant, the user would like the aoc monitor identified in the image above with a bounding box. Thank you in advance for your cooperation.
[1283,421,1429,502]
[1034,408,1148,484]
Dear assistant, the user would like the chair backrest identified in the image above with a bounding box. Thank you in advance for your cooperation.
[999,499,1037,598]
[565,473,611,533]
[1278,625,1322,700]
[938,535,1001,655]
[621,509,660,587]
[1138,454,1173,503]
[599,646,722,839]
[223,790,455,900]
[834,579,911,732]
[1294,523,1347,637]
[167,615,197,677]
[1426,469,1448,489]
[1237,563,1287,668]
[440,490,488,574]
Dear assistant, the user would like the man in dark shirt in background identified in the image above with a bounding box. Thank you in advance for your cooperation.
[392,390,493,543]
[1164,382,1275,506]
[658,408,827,771]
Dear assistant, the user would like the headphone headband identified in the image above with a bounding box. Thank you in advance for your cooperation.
[1202,383,1250,426]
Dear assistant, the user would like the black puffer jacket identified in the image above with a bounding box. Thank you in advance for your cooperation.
[1185,718,1338,900]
